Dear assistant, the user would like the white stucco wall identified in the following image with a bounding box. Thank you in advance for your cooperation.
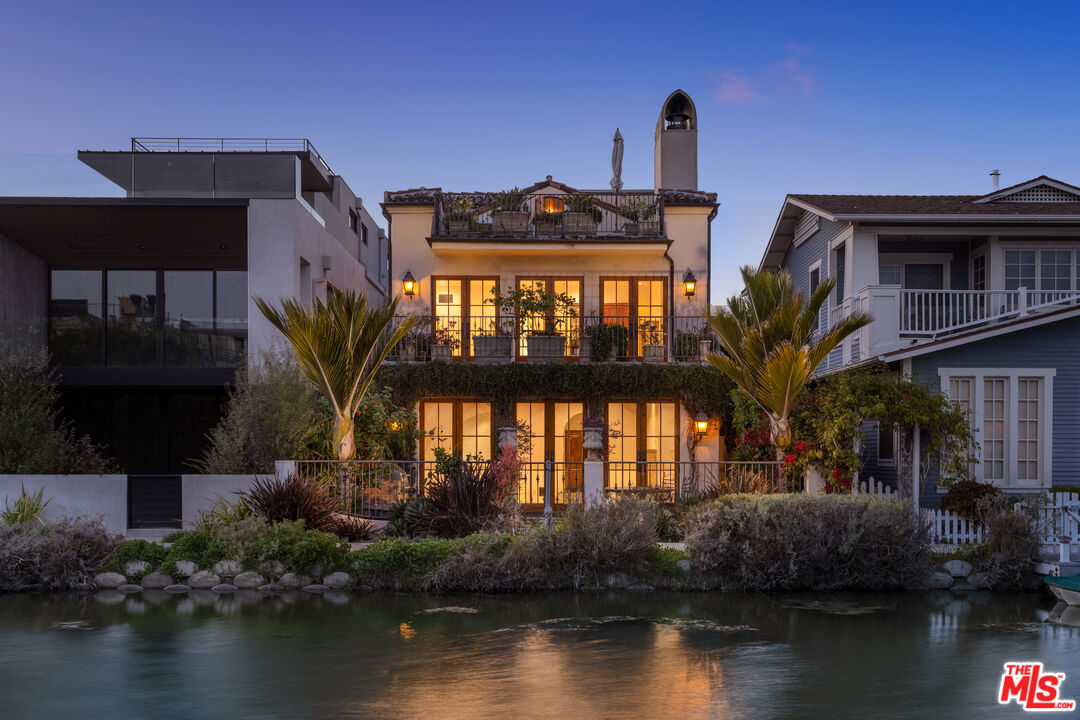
[181,474,271,528]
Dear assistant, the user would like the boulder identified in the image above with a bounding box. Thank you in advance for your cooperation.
[174,561,198,577]
[73,583,95,593]
[117,584,143,594]
[233,571,267,589]
[967,573,991,589]
[924,572,955,590]
[124,560,151,576]
[140,572,174,589]
[302,584,329,593]
[211,583,238,594]
[676,559,692,573]
[322,572,351,590]
[280,573,313,589]
[93,572,127,589]
[213,560,243,577]
[605,572,632,590]
[943,559,973,578]
[187,571,221,589]
[260,560,285,577]
[164,584,190,594]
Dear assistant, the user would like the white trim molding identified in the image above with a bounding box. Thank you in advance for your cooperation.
[938,367,1055,490]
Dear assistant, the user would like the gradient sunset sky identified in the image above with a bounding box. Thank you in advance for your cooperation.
[2,0,1078,300]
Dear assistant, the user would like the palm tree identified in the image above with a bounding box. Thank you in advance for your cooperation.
[706,266,871,460]
[254,291,414,461]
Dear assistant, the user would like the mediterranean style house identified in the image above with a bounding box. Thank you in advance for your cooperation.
[381,91,722,506]
[0,139,388,480]
[759,174,1080,504]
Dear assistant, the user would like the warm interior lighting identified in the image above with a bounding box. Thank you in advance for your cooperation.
[402,270,416,298]
[541,196,564,214]
[694,412,709,440]
[683,269,697,298]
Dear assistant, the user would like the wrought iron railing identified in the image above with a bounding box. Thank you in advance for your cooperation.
[290,459,424,518]
[431,190,665,238]
[389,313,713,363]
[605,460,798,498]
[518,461,586,506]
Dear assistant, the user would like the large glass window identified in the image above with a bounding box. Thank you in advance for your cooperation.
[600,277,666,359]
[48,269,246,367]
[431,276,498,359]
[1004,250,1037,291]
[107,270,158,366]
[982,377,1006,481]
[420,400,492,463]
[972,255,986,291]
[606,401,678,490]
[1017,378,1041,482]
[516,277,582,358]
[49,270,104,365]
[1039,250,1072,291]
[514,401,584,505]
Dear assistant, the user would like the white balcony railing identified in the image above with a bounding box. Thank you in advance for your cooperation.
[828,286,1080,367]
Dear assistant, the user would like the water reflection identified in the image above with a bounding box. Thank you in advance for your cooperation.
[0,591,1072,720]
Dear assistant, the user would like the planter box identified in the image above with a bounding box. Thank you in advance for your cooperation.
[580,335,616,362]
[472,334,512,364]
[563,212,598,236]
[446,218,471,234]
[534,221,559,236]
[493,211,529,234]
[526,334,566,362]
[640,220,661,236]
[622,221,640,236]
[643,344,665,363]
[430,344,453,362]
[400,341,418,362]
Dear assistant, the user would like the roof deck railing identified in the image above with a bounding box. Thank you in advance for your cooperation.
[130,137,330,173]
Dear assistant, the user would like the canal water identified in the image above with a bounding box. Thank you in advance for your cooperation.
[0,590,1074,719]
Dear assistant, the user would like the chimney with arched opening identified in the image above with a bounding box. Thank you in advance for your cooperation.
[654,89,698,191]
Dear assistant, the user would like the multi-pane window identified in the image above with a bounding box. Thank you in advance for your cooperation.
[982,378,1006,481]
[1004,249,1074,292]
[514,401,584,505]
[606,401,678,490]
[1039,250,1071,291]
[878,264,901,285]
[809,265,821,332]
[949,377,975,469]
[972,255,986,291]
[420,400,492,462]
[431,276,498,358]
[1017,379,1041,481]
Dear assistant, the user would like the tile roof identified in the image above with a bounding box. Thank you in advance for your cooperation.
[789,193,1080,216]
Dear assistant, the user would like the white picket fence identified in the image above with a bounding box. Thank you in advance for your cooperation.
[852,481,1079,554]
[854,477,896,499]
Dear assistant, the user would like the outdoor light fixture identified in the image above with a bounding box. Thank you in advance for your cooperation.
[402,271,416,298]
[694,412,709,441]
[683,269,697,298]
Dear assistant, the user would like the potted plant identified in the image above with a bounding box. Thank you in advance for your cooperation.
[492,187,529,234]
[471,314,513,364]
[639,318,665,362]
[425,322,460,361]
[582,415,606,462]
[533,210,562,236]
[491,285,577,362]
[581,321,629,362]
[562,194,602,235]
[618,198,658,236]
[443,196,475,234]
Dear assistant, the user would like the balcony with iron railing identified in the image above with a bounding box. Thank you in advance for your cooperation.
[431,190,666,240]
[389,312,714,363]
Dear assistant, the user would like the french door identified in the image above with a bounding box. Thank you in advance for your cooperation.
[599,277,666,359]
[420,400,493,462]
[431,276,499,358]
[515,277,582,359]
[515,401,585,505]
[606,401,679,489]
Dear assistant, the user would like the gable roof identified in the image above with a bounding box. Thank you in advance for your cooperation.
[760,175,1080,271]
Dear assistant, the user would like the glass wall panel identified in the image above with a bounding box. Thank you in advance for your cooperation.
[433,278,464,357]
[461,401,491,459]
[164,271,213,366]
[422,401,454,463]
[215,271,248,366]
[107,270,158,366]
[49,270,103,365]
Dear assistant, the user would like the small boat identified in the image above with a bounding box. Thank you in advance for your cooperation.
[1043,575,1080,605]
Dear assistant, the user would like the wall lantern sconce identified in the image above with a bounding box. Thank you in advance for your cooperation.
[402,271,416,298]
[683,269,697,299]
[694,412,710,441]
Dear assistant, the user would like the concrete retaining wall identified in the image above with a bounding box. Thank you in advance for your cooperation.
[181,474,270,527]
[0,475,128,533]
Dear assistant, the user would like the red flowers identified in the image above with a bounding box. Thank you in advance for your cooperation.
[794,442,806,451]
[785,454,796,464]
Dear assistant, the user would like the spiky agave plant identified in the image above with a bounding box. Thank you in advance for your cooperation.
[254,291,414,461]
[705,266,871,461]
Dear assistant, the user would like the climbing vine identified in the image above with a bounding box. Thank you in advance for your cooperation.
[731,369,977,492]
